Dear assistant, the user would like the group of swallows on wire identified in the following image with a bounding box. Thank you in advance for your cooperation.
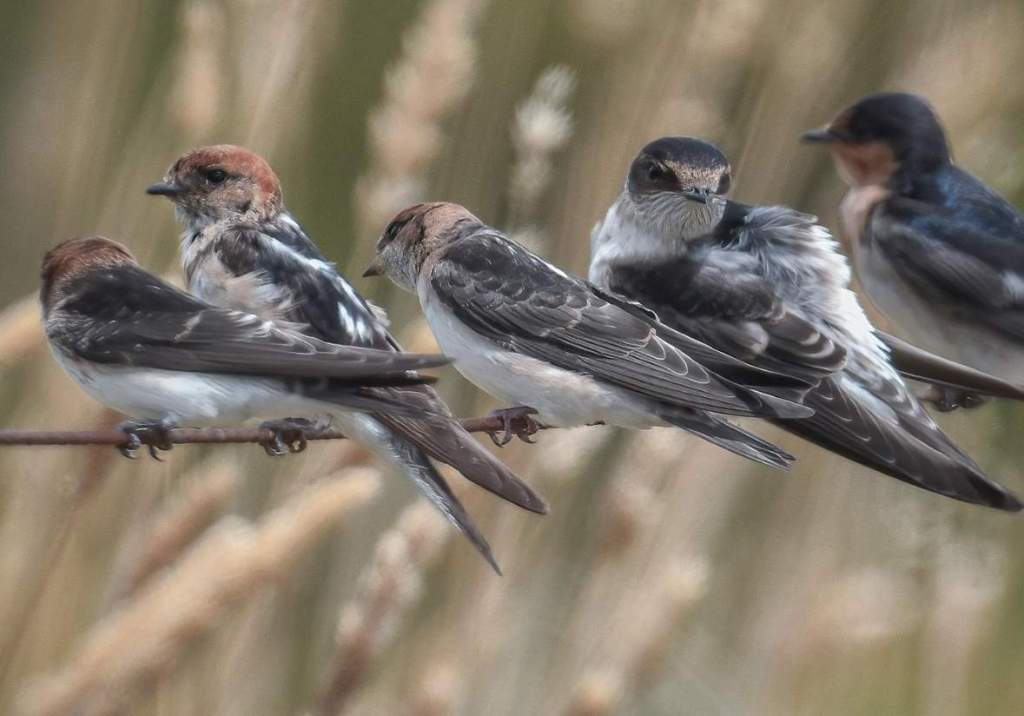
[39,92,1024,572]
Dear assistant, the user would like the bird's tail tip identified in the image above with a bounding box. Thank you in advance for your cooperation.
[659,409,795,470]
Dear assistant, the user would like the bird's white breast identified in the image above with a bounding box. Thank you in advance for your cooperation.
[590,199,681,288]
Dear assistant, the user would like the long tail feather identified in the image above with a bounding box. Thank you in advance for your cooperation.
[659,408,794,470]
[347,414,502,573]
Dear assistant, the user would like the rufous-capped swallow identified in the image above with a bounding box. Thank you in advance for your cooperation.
[589,136,1021,511]
[41,236,449,459]
[365,201,825,471]
[803,92,1024,410]
[147,145,546,573]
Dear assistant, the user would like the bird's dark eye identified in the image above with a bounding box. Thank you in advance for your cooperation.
[381,220,403,247]
[204,168,228,184]
[647,162,670,181]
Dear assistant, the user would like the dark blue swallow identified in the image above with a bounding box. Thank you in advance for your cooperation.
[804,92,1024,407]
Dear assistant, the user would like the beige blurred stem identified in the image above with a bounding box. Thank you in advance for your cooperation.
[507,65,576,243]
[105,459,242,604]
[563,558,710,715]
[21,470,380,716]
[0,297,43,370]
[564,669,624,716]
[315,501,451,716]
[0,409,120,696]
[406,660,460,716]
[170,0,225,140]
[355,0,487,249]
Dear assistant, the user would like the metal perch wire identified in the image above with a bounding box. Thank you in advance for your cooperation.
[0,413,547,452]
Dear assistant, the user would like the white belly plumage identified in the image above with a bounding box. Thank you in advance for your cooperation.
[419,286,660,428]
[52,349,332,426]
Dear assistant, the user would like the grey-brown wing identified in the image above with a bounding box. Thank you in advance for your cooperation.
[431,232,811,418]
[58,263,447,382]
[784,366,1021,511]
[74,309,447,381]
[605,253,846,385]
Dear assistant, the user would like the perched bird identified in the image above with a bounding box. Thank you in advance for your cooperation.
[803,92,1024,409]
[147,145,546,573]
[41,236,449,459]
[590,136,1021,511]
[365,201,820,471]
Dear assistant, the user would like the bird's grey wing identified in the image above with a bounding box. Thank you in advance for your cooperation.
[784,367,1021,511]
[604,254,846,384]
[60,264,447,381]
[208,224,548,514]
[596,241,1020,508]
[878,331,1024,400]
[871,198,1024,341]
[431,232,812,419]
[78,308,447,381]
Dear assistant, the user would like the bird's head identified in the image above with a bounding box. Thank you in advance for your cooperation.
[147,145,284,228]
[40,236,136,313]
[615,136,731,245]
[364,202,483,292]
[802,92,951,186]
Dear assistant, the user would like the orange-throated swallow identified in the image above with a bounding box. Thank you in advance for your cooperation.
[803,92,1024,410]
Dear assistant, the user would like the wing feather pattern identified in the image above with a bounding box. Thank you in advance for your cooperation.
[602,225,1021,510]
[429,232,813,420]
[204,221,549,517]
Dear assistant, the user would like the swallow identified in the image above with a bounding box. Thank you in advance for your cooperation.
[803,92,1024,409]
[147,145,547,573]
[365,201,827,472]
[590,136,1022,511]
[41,236,450,461]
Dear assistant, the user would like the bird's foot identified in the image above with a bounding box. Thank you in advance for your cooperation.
[485,407,541,447]
[918,385,990,413]
[118,419,176,460]
[258,418,318,456]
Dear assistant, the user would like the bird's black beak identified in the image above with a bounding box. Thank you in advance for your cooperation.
[146,180,185,197]
[682,189,710,204]
[362,258,384,278]
[800,128,839,144]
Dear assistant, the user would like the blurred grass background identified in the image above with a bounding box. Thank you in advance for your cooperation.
[0,1,1023,714]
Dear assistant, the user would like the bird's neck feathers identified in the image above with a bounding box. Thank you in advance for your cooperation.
[734,207,891,373]
[590,192,723,284]
[178,203,298,272]
[886,132,952,194]
[624,189,725,243]
[176,194,284,235]
[901,123,952,173]
[731,207,852,292]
